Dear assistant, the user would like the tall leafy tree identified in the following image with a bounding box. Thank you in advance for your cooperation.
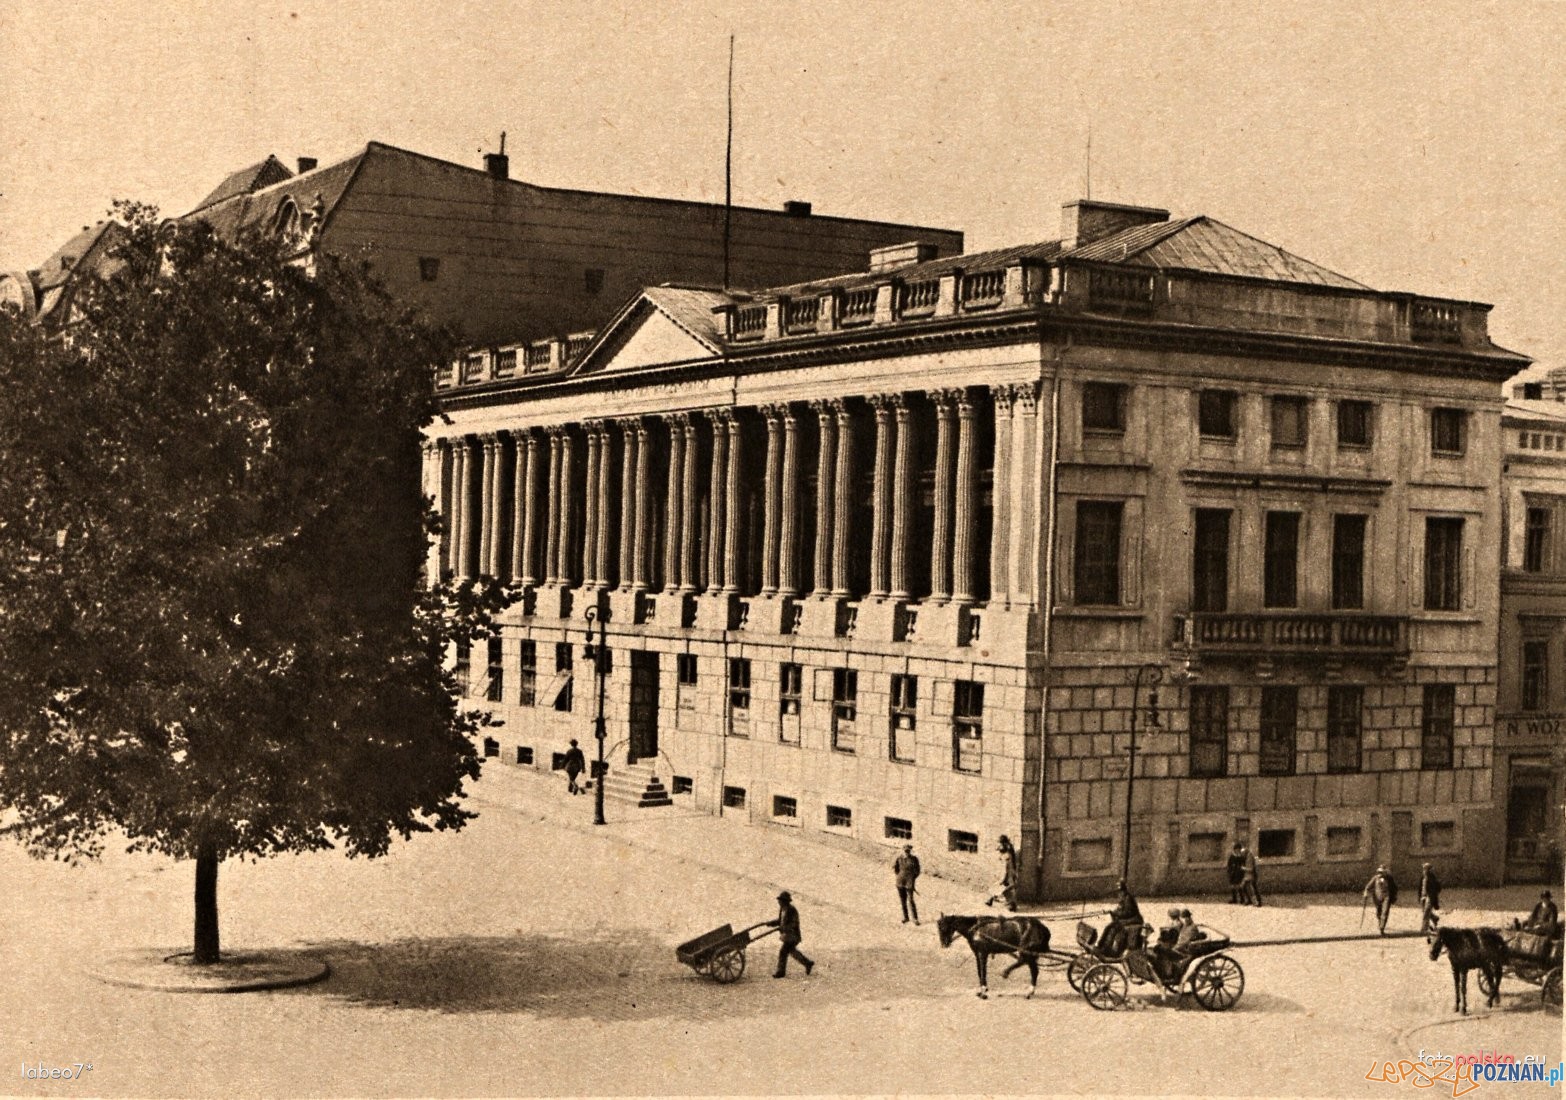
[0,206,508,963]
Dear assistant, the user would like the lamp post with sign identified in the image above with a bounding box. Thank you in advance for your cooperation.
[1122,663,1165,887]
[584,606,609,826]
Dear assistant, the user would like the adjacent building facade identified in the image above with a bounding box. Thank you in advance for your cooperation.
[429,199,1529,898]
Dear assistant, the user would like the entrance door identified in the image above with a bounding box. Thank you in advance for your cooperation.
[1506,760,1555,883]
[628,651,660,764]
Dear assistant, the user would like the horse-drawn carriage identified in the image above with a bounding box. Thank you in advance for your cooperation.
[1073,919,1245,1011]
[1477,924,1563,1009]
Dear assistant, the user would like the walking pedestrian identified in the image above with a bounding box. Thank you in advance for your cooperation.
[1240,841,1262,907]
[893,844,921,925]
[1226,842,1246,904]
[1363,865,1398,935]
[561,739,585,795]
[768,891,814,978]
[985,835,1018,911]
[1418,862,1442,936]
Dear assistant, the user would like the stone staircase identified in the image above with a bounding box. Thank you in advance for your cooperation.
[598,761,674,808]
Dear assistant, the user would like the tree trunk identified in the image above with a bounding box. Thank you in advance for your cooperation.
[193,843,220,964]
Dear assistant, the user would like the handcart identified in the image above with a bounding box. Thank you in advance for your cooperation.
[676,921,778,983]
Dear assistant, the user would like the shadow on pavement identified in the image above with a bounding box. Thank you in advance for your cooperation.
[278,932,954,1021]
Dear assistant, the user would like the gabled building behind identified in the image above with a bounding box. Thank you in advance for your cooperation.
[430,198,1530,898]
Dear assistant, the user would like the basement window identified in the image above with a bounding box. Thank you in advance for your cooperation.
[884,817,913,841]
[722,785,746,810]
[515,746,533,765]
[948,829,979,854]
[1257,828,1297,859]
[671,775,692,795]
[419,256,441,282]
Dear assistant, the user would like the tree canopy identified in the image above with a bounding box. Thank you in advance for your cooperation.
[0,206,508,960]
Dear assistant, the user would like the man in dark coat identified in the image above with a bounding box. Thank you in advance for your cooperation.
[768,891,814,978]
[1226,842,1246,904]
[1418,862,1442,935]
[1524,890,1558,934]
[1240,842,1262,907]
[1098,880,1143,956]
[562,739,586,795]
[1363,866,1397,935]
[893,844,921,925]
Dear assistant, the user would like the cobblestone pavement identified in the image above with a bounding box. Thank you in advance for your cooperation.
[1,762,1559,1097]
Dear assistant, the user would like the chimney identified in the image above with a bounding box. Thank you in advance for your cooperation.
[1060,199,1169,249]
[868,241,940,274]
[782,200,812,217]
[483,152,509,180]
[297,157,318,174]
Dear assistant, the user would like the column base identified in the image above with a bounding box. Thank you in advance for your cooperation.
[910,600,968,648]
[694,592,743,632]
[567,586,609,622]
[649,590,695,630]
[535,584,574,620]
[498,586,538,623]
[964,604,1036,663]
[742,594,798,636]
[851,598,905,644]
[795,595,847,638]
[608,587,650,627]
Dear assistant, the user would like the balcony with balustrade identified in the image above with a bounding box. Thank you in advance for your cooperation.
[1171,611,1410,671]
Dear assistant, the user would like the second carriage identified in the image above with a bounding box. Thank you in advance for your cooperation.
[1068,918,1245,1011]
[1477,924,1563,1010]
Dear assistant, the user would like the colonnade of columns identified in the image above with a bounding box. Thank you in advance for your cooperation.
[425,382,1043,610]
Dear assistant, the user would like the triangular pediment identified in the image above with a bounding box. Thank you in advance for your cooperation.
[571,286,730,375]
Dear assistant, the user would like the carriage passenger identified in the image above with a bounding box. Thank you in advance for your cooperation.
[1157,907,1182,946]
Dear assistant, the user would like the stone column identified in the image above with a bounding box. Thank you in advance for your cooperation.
[723,412,743,593]
[868,396,894,599]
[557,430,575,586]
[632,421,651,590]
[582,423,601,587]
[989,385,1014,608]
[953,390,977,604]
[521,432,541,586]
[778,405,801,597]
[890,399,914,601]
[832,400,855,597]
[663,414,685,593]
[618,420,638,588]
[544,430,562,585]
[931,391,957,602]
[509,430,528,585]
[679,416,700,593]
[706,410,730,592]
[594,424,615,588]
[450,437,469,579]
[760,407,782,595]
[1012,383,1040,606]
[810,399,838,598]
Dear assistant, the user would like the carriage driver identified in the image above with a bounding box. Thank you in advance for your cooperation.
[1097,879,1144,956]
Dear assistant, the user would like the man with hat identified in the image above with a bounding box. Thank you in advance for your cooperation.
[1523,889,1558,935]
[1418,861,1442,936]
[1363,865,1398,935]
[893,843,922,925]
[767,891,814,978]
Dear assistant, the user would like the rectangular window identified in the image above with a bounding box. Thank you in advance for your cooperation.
[1332,514,1367,610]
[885,816,913,841]
[1264,511,1301,608]
[1081,382,1126,433]
[1421,821,1456,850]
[729,658,752,715]
[826,805,853,829]
[1525,507,1551,572]
[722,785,746,810]
[1259,686,1298,777]
[418,256,440,282]
[1337,400,1374,448]
[485,637,504,702]
[952,680,985,774]
[948,829,979,854]
[1068,837,1113,871]
[1198,390,1238,439]
[1431,407,1466,455]
[1187,832,1226,864]
[890,673,917,762]
[483,736,499,758]
[1423,517,1464,610]
[671,775,693,795]
[1270,396,1308,448]
[517,641,537,706]
[554,641,574,712]
[1258,829,1297,859]
[1192,509,1230,613]
[1523,641,1549,711]
[454,639,471,695]
[1326,686,1363,773]
[779,662,803,717]
[772,795,798,820]
[1325,826,1362,856]
[677,653,698,686]
[1421,684,1455,770]
[516,746,534,765]
[832,668,858,753]
[1073,501,1123,605]
[1188,686,1229,778]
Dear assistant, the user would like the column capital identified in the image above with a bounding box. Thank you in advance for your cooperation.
[506,427,530,445]
[1013,381,1040,413]
[990,382,1017,409]
[809,397,844,418]
[932,387,963,409]
[706,406,736,426]
[616,415,642,432]
[868,392,905,413]
[662,410,691,427]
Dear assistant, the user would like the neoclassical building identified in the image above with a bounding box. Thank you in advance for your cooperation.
[428,199,1528,897]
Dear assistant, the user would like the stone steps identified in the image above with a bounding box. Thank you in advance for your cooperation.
[599,762,673,808]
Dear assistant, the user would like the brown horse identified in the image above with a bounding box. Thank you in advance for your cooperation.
[937,914,1052,999]
[1428,926,1506,1014]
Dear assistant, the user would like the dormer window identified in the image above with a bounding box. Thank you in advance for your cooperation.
[272,198,302,245]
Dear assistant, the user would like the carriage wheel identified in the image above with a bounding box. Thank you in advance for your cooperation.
[1190,954,1244,1012]
[1476,966,1498,999]
[1081,964,1128,1011]
[709,948,746,983]
[1543,968,1561,1011]
[1066,953,1096,992]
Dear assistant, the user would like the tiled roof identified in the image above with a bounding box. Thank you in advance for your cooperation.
[1078,217,1369,289]
[642,285,730,348]
[184,154,364,240]
[190,156,294,213]
[1504,398,1566,424]
[33,221,116,290]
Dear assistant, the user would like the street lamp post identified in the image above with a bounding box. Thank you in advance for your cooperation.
[1122,663,1165,887]
[584,606,609,826]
